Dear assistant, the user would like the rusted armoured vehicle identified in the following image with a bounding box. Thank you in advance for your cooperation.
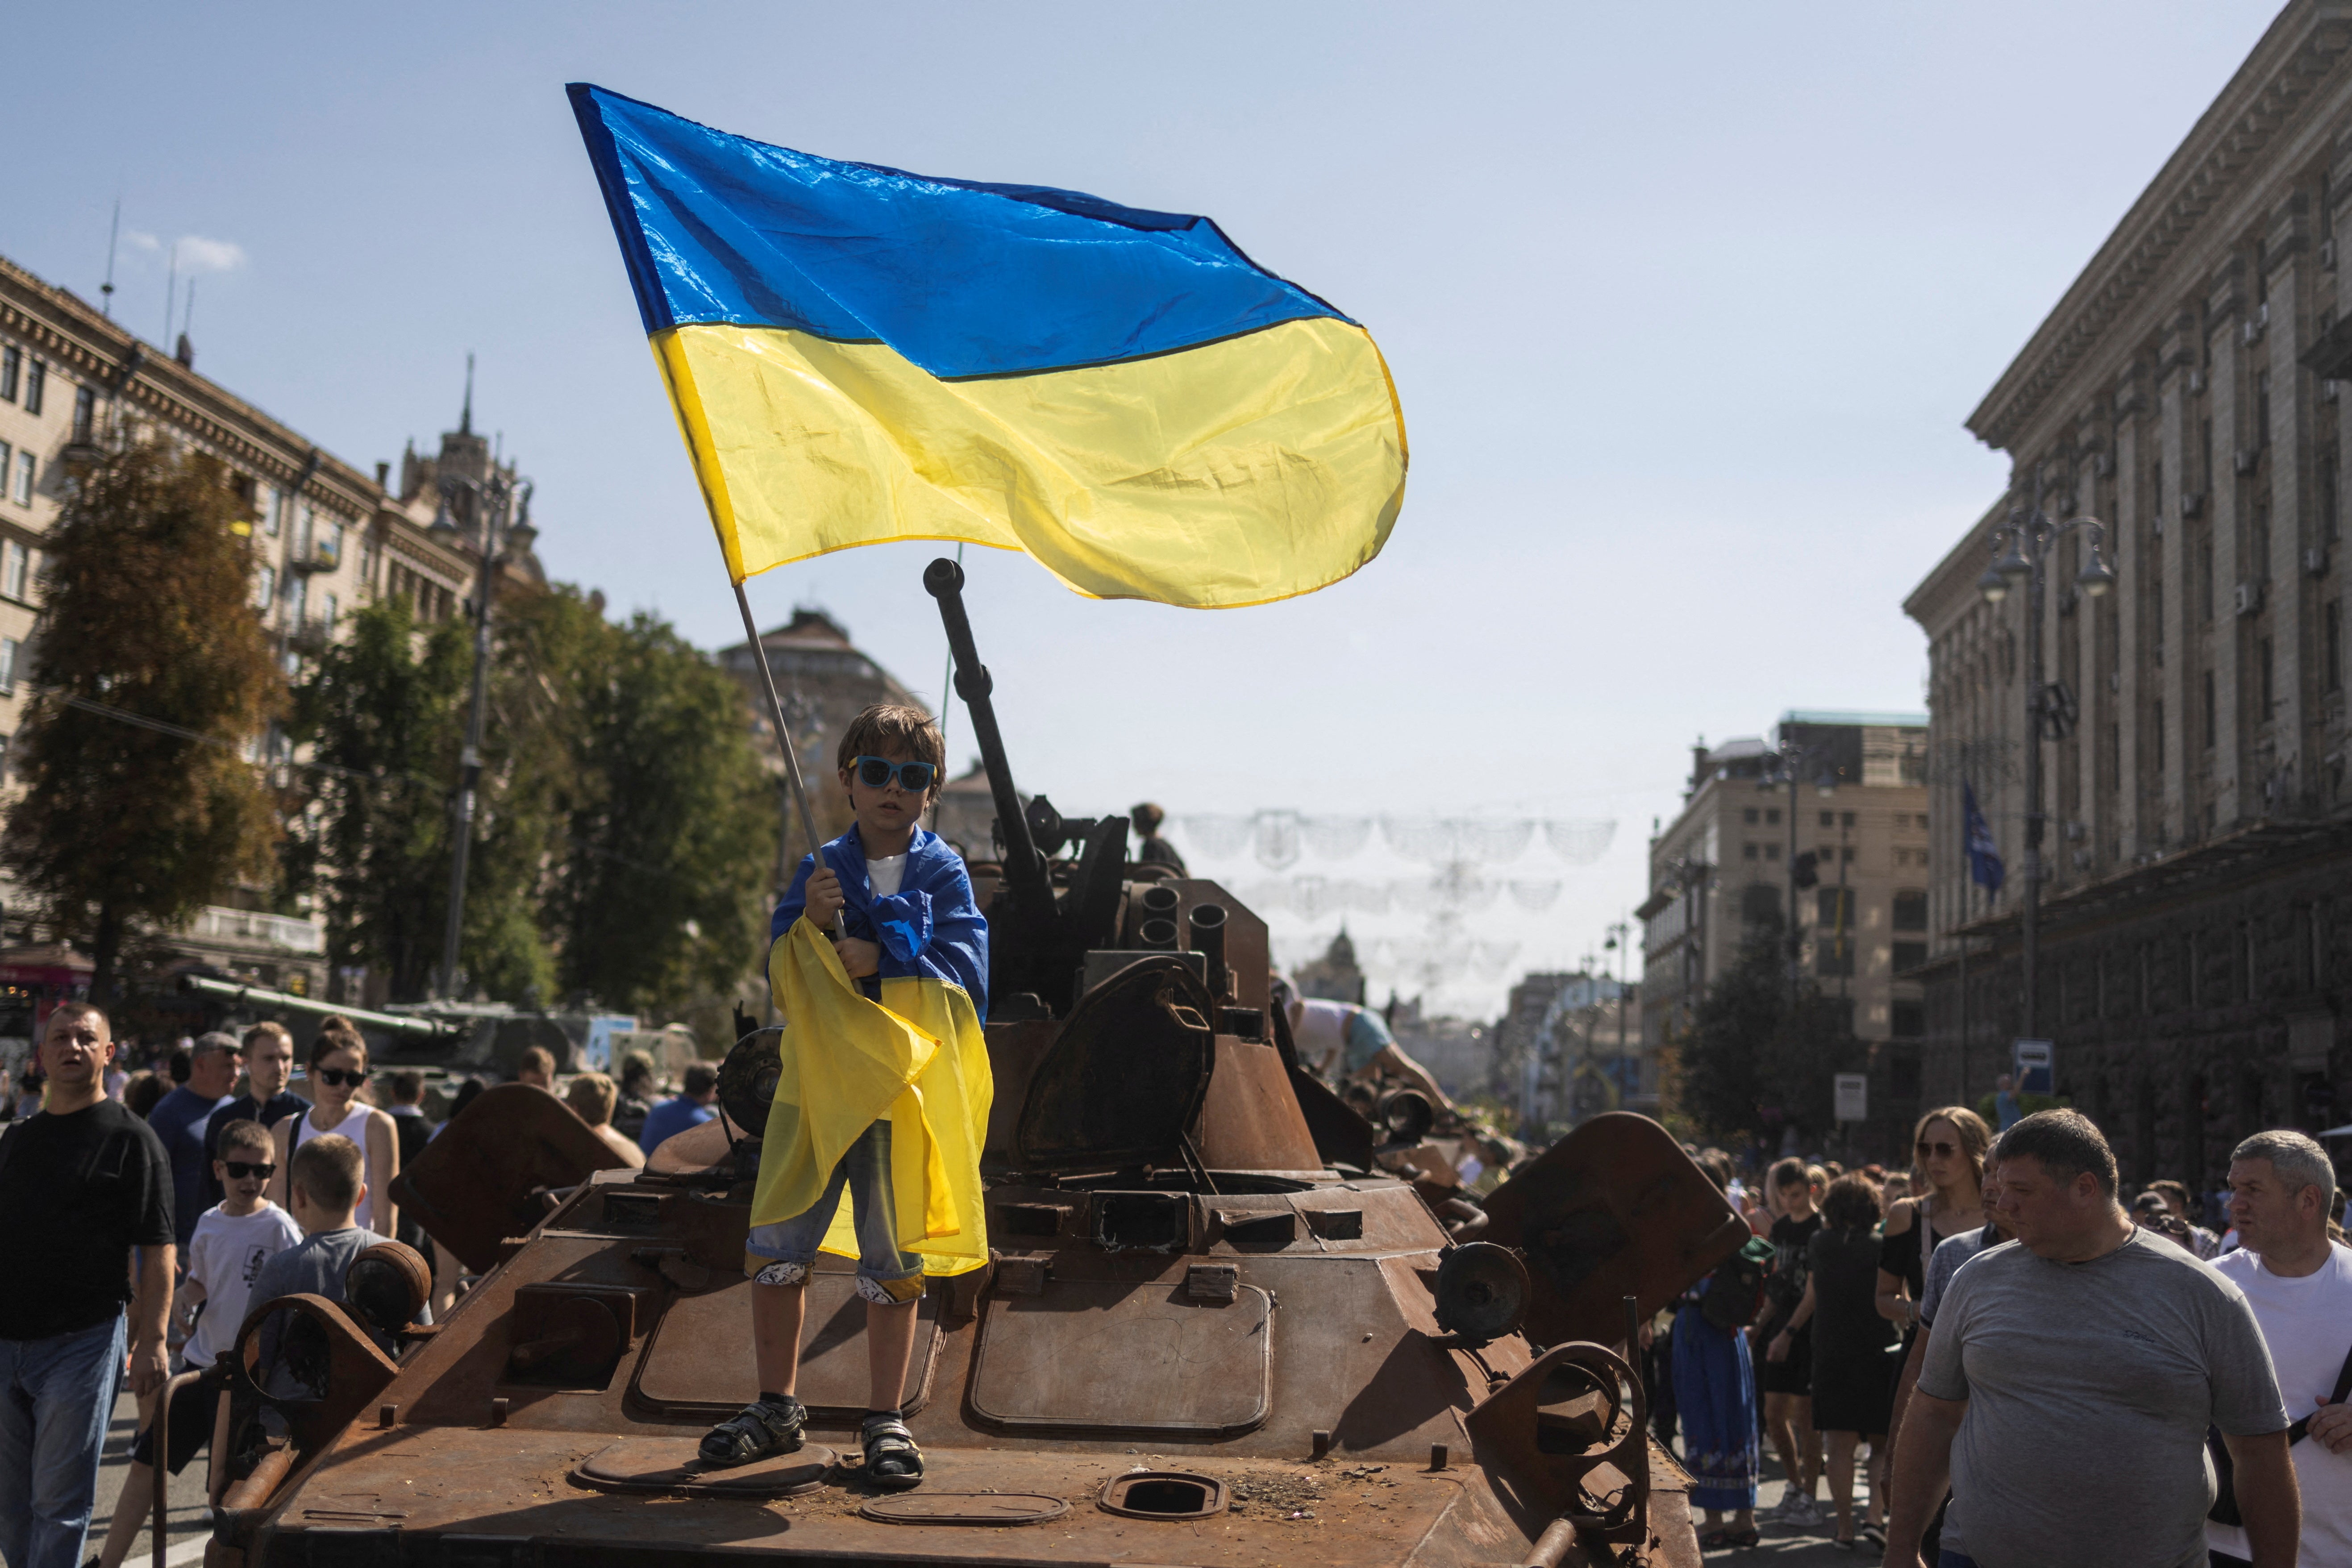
[193,562,1748,1568]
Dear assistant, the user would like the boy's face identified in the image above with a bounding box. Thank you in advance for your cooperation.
[216,1145,274,1207]
[840,746,935,841]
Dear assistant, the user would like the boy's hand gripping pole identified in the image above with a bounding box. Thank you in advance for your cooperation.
[733,582,844,938]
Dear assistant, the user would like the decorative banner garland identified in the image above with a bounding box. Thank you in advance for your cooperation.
[1176,812,1616,871]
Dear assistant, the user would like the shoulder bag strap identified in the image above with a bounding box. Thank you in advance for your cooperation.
[2284,1338,2352,1446]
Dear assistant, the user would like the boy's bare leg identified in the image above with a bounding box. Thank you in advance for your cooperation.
[96,1460,153,1568]
[866,1297,919,1410]
[752,1280,809,1396]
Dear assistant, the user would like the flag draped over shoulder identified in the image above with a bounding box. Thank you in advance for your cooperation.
[752,827,991,1276]
[567,83,1407,608]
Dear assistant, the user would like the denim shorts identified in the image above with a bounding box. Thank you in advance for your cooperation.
[744,1120,924,1304]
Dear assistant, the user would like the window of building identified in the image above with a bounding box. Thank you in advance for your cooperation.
[2256,370,2271,445]
[255,565,275,611]
[1889,1046,1922,1095]
[266,488,283,537]
[0,637,19,695]
[1816,940,1855,979]
[2205,669,2217,748]
[2152,457,2164,519]
[1890,1001,1926,1040]
[323,592,339,630]
[1893,941,1928,973]
[2259,638,2273,717]
[1841,811,1857,828]
[1841,845,1856,862]
[1743,842,1759,860]
[1740,883,1780,925]
[71,386,95,444]
[1893,889,1928,932]
[1744,807,1759,825]
[1817,886,1855,930]
[287,574,307,626]
[10,453,31,507]
[1818,810,1833,828]
[3,542,25,600]
[0,346,17,402]
[1765,808,1781,825]
[2325,452,2342,545]
[25,360,45,417]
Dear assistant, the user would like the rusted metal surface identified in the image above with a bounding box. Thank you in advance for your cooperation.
[207,570,1731,1567]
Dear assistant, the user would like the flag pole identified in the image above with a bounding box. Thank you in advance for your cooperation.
[733,579,825,861]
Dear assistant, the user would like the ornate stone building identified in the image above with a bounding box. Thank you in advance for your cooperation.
[0,250,532,1020]
[1905,1,2352,1183]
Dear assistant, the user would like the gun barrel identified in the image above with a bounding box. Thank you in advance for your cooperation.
[925,557,1052,913]
[177,975,462,1040]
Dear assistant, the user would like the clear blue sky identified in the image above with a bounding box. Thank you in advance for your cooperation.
[6,3,2278,1012]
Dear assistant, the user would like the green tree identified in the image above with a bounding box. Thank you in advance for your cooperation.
[286,596,469,1001]
[1680,913,1860,1144]
[552,611,771,1019]
[2,441,287,999]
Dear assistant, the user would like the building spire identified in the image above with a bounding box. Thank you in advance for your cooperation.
[460,352,475,436]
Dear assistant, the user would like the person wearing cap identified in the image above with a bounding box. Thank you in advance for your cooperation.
[145,1032,240,1256]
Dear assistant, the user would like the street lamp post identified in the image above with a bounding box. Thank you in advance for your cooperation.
[1760,741,1838,1002]
[1975,476,2115,1043]
[434,469,535,999]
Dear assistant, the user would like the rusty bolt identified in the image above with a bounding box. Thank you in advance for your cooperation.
[1429,1442,1449,1471]
[378,1403,396,1429]
[490,1397,509,1428]
[1311,1429,1332,1459]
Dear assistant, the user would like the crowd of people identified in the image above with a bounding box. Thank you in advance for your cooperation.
[1657,1107,2351,1567]
[0,1003,722,1568]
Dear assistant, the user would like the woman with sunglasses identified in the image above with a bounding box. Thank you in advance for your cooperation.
[1876,1107,1988,1339]
[267,1026,400,1238]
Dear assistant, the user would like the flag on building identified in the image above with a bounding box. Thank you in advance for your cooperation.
[1963,782,2004,894]
[567,83,1408,608]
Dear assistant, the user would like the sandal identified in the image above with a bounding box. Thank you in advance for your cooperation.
[1725,1527,1760,1549]
[698,1396,805,1467]
[860,1413,924,1490]
[1699,1530,1733,1551]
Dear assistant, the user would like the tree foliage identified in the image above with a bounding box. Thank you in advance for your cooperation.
[1679,914,1861,1144]
[551,611,771,1020]
[290,584,769,1015]
[1,440,286,999]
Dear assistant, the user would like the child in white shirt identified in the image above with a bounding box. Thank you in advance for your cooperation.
[97,1119,301,1568]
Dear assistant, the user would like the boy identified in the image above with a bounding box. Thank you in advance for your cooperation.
[699,705,989,1489]
[249,1135,424,1358]
[97,1119,301,1568]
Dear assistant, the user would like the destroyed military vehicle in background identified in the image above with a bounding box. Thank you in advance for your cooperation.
[183,560,1748,1568]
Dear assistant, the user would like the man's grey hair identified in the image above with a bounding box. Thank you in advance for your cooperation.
[191,1030,242,1058]
[1992,1108,2118,1198]
[2230,1129,2338,1210]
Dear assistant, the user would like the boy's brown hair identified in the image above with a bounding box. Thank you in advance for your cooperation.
[215,1118,273,1159]
[566,1071,617,1125]
[291,1133,364,1213]
[836,704,944,795]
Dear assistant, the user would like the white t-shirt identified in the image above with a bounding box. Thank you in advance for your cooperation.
[2208,1240,2352,1564]
[185,1201,304,1368]
[866,853,907,897]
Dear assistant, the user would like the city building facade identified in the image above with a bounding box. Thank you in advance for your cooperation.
[1640,712,1931,1142]
[0,251,533,1022]
[1906,1,2352,1184]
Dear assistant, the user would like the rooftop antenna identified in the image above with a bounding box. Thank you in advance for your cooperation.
[100,199,121,318]
[163,240,180,345]
[460,352,474,435]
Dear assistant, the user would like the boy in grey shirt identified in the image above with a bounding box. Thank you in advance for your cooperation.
[1887,1110,2294,1568]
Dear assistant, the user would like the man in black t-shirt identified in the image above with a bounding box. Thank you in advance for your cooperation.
[0,1001,175,1568]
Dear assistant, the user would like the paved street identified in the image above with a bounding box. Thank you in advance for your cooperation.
[1694,1464,1888,1564]
[93,1387,212,1568]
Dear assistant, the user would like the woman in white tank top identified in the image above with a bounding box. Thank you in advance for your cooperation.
[268,1027,400,1238]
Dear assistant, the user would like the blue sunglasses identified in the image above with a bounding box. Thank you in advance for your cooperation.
[850,756,937,793]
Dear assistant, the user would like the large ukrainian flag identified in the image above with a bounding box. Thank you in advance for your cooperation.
[568,84,1407,608]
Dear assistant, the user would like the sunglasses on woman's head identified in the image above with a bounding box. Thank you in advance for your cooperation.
[851,756,937,793]
[222,1160,275,1181]
[315,1067,368,1088]
[1916,1139,1959,1158]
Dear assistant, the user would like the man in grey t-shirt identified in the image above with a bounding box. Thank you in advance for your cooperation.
[1882,1110,2297,1568]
